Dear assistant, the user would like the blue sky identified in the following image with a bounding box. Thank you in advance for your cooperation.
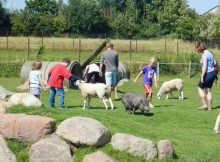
[4,0,220,14]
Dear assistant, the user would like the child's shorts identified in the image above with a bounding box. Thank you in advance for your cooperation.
[30,87,40,96]
[144,84,152,95]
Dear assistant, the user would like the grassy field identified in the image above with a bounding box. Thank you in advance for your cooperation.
[1,76,220,162]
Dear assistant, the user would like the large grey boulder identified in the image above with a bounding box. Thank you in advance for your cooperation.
[56,117,111,147]
[0,135,16,162]
[29,135,74,162]
[157,140,174,160]
[0,114,55,141]
[111,133,157,160]
[0,86,14,100]
[83,151,118,162]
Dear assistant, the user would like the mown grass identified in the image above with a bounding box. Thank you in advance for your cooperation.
[1,76,220,162]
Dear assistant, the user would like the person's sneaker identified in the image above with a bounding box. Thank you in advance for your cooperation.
[59,106,68,109]
[197,105,208,110]
[214,129,219,134]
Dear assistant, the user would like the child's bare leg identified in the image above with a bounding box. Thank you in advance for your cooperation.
[147,92,154,108]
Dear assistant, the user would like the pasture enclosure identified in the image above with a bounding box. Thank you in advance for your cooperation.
[0,36,196,54]
[1,77,220,162]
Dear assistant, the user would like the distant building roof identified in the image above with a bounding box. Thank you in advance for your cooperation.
[202,5,219,15]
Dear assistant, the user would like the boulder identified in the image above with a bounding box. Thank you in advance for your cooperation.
[157,140,174,160]
[83,151,118,162]
[111,133,157,160]
[56,117,111,147]
[0,114,55,141]
[0,86,14,100]
[29,135,74,162]
[0,135,16,162]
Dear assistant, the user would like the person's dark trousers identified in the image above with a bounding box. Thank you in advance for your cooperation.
[49,87,64,108]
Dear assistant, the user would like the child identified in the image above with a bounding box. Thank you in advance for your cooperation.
[133,57,158,108]
[47,58,80,108]
[27,61,45,99]
[84,62,100,83]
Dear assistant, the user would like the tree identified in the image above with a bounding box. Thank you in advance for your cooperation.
[65,0,109,35]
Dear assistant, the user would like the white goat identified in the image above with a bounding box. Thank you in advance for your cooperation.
[76,80,114,110]
[8,93,43,107]
[157,78,184,100]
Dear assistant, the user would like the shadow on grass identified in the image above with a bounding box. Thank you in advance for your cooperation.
[134,112,154,117]
[165,97,188,100]
[155,105,174,108]
[212,105,220,109]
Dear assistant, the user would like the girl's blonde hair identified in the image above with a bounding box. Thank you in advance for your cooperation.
[149,57,156,64]
[32,61,42,70]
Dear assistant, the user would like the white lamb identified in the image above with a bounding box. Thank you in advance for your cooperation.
[8,93,43,107]
[157,78,184,100]
[76,80,114,110]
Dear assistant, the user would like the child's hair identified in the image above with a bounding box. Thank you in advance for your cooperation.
[32,61,42,70]
[106,42,114,49]
[62,58,71,64]
[149,57,156,64]
[196,42,206,53]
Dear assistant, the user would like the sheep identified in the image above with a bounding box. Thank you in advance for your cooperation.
[157,78,184,100]
[214,113,220,134]
[8,93,43,107]
[76,80,114,110]
[122,92,149,115]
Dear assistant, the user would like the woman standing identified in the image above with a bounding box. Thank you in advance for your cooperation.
[196,43,217,111]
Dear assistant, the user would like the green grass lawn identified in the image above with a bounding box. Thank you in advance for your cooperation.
[1,76,220,162]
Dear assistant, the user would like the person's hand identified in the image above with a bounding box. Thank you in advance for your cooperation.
[43,88,48,93]
[133,80,137,84]
[99,71,103,77]
[201,77,204,83]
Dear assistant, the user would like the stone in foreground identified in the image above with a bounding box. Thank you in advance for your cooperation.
[0,114,55,141]
[0,135,16,162]
[157,139,174,160]
[56,117,111,146]
[29,135,74,162]
[111,133,157,160]
[83,151,118,162]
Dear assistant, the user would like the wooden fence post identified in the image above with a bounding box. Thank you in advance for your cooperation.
[176,39,179,56]
[27,37,30,60]
[157,62,160,81]
[129,40,132,63]
[164,36,167,52]
[6,33,8,50]
[135,37,137,53]
[188,61,191,79]
[78,39,81,63]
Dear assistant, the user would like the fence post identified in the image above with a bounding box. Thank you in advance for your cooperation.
[164,36,167,52]
[72,38,74,52]
[129,40,132,63]
[176,39,179,56]
[188,61,191,79]
[135,37,137,53]
[27,37,30,60]
[157,61,160,81]
[78,39,81,63]
[6,33,8,50]
[41,33,44,47]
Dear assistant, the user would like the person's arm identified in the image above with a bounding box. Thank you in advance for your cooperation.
[153,73,158,88]
[201,57,207,83]
[26,78,30,90]
[133,71,143,83]
[83,65,89,78]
